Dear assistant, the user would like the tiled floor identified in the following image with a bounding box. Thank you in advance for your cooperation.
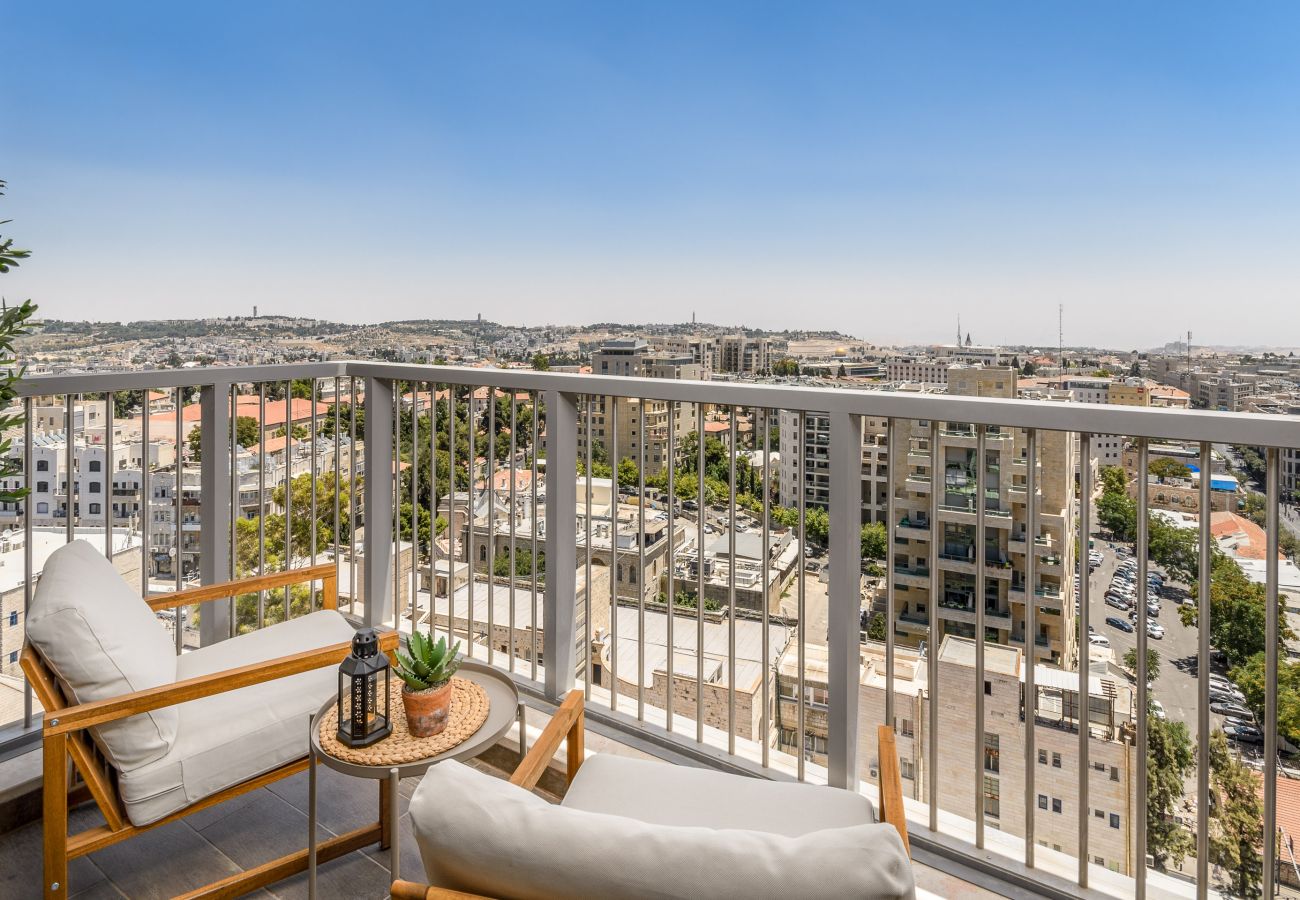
[0,756,998,899]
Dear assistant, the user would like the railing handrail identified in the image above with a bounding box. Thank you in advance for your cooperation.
[18,359,1300,448]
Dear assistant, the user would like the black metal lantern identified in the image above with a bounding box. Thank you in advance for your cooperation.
[337,628,392,747]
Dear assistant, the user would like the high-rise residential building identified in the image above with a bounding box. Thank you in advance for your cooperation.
[718,335,773,375]
[889,366,1078,667]
[655,336,718,376]
[777,636,1139,875]
[581,340,701,476]
[886,358,950,385]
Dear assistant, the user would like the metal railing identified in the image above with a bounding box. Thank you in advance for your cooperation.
[3,359,1298,899]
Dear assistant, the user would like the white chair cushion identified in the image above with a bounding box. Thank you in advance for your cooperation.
[562,753,876,835]
[410,760,915,900]
[26,540,179,772]
[118,610,354,826]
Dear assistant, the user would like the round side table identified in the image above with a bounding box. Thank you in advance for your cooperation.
[306,659,523,897]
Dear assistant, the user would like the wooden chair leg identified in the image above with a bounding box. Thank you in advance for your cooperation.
[44,732,69,899]
[379,777,392,850]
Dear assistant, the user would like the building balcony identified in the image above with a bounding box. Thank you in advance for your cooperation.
[0,359,1287,900]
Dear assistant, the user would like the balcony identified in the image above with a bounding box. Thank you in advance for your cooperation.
[0,360,1292,900]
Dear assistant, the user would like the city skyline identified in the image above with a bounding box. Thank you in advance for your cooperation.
[6,3,1300,347]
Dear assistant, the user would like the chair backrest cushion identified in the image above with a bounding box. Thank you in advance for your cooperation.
[26,540,179,772]
[410,760,916,900]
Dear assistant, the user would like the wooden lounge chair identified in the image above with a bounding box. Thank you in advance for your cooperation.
[22,539,398,899]
[392,692,913,900]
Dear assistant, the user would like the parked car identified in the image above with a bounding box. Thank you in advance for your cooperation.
[1146,622,1165,639]
[1210,700,1254,719]
[1088,634,1111,648]
[1209,673,1236,690]
[1210,686,1246,704]
[1151,700,1167,720]
[1105,595,1130,611]
[1224,714,1256,730]
[1106,616,1134,633]
[1225,723,1264,745]
[1147,602,1160,618]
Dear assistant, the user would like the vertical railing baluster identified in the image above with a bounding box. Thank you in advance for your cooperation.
[412,383,421,631]
[797,411,806,782]
[285,380,293,619]
[23,398,33,729]
[428,381,438,643]
[696,403,705,744]
[638,401,647,722]
[174,388,183,649]
[828,410,863,791]
[508,391,517,670]
[349,377,357,616]
[884,417,895,731]
[927,420,940,832]
[1078,433,1093,887]
[362,376,395,629]
[333,377,341,613]
[486,390,495,665]
[666,400,675,729]
[1264,446,1281,899]
[64,394,73,544]
[761,407,770,769]
[392,382,400,633]
[1136,437,1150,899]
[467,386,477,650]
[257,383,266,627]
[530,391,540,681]
[447,386,457,640]
[198,382,232,645]
[975,427,987,847]
[1024,428,1038,868]
[104,394,113,559]
[311,379,318,573]
[727,407,736,752]
[610,395,619,708]
[1195,440,1211,899]
[229,386,239,637]
[142,389,151,602]
[542,388,578,701]
[584,395,593,695]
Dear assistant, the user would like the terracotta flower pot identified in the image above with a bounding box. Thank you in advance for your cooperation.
[403,681,453,737]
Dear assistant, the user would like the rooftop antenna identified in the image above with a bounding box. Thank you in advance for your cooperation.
[1187,330,1192,379]
[956,314,962,347]
[1058,303,1064,374]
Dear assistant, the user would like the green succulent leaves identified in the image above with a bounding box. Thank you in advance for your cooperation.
[394,630,462,692]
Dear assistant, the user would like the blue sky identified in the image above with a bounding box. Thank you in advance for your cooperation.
[4,2,1299,347]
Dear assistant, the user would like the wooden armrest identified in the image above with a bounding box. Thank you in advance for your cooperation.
[41,629,398,737]
[509,690,585,791]
[147,563,338,611]
[391,881,488,899]
[876,724,910,856]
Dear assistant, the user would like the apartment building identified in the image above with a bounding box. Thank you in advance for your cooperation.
[776,636,1139,875]
[581,340,700,477]
[890,366,1078,667]
[655,336,718,376]
[718,335,773,375]
[1198,375,1255,412]
[1060,376,1126,467]
[886,358,950,385]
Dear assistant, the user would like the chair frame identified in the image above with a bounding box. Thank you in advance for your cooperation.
[391,691,909,900]
[22,562,400,900]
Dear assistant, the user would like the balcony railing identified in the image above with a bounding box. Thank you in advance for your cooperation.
[2,359,1297,899]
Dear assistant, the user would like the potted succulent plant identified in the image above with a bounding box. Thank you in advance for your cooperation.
[394,631,462,738]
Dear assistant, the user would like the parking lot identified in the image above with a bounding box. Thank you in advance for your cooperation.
[1086,538,1269,762]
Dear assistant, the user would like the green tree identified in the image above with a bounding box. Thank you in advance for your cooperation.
[616,456,640,488]
[1148,457,1192,480]
[187,415,263,461]
[1122,646,1161,681]
[861,522,888,561]
[1181,553,1291,668]
[772,357,800,377]
[531,353,550,371]
[1147,715,1195,870]
[1232,652,1300,747]
[0,180,38,504]
[1207,729,1264,897]
[866,612,887,640]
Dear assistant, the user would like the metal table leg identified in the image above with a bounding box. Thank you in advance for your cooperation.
[308,714,318,900]
[389,766,401,882]
[518,701,527,758]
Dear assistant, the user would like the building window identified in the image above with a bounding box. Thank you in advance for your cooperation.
[1052,798,1062,814]
[898,718,914,738]
[1038,749,1047,765]
[984,733,1000,773]
[899,760,915,780]
[1052,752,1061,768]
[8,611,16,627]
[89,482,101,493]
[8,651,15,664]
[1110,766,1119,782]
[89,503,101,515]
[984,680,992,695]
[37,481,48,493]
[89,460,101,472]
[1038,794,1048,810]
[37,502,48,514]
[37,459,48,472]
[1110,813,1120,829]
[982,776,1000,820]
